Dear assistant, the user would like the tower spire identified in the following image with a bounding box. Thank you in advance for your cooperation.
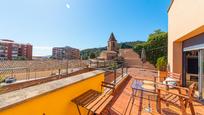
[109,32,116,41]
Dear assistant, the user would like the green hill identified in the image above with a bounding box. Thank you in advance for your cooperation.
[80,41,145,60]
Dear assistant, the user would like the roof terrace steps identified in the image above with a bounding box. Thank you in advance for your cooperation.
[119,49,155,69]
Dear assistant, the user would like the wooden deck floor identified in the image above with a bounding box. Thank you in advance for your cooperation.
[103,68,204,115]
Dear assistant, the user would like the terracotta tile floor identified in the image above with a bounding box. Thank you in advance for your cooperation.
[104,68,204,115]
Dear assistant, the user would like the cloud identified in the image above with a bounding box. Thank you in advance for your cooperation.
[66,3,70,9]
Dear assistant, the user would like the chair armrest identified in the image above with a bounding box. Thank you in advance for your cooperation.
[165,79,179,82]
[156,82,189,91]
[157,88,189,99]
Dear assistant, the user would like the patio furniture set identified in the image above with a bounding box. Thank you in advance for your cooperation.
[72,72,196,115]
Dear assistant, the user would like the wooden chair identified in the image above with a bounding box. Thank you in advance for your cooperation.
[72,82,115,115]
[166,72,182,86]
[157,82,196,115]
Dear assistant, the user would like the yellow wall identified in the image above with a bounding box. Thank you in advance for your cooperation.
[0,73,104,115]
[168,0,204,73]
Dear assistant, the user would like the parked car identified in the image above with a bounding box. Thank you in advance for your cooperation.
[4,76,16,83]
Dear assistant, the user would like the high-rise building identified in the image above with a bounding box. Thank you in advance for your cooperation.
[0,39,32,60]
[52,46,80,60]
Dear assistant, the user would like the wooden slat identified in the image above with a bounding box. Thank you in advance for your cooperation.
[72,90,100,106]
[101,84,114,89]
[86,94,108,109]
[102,82,115,86]
[72,90,94,103]
[80,92,101,107]
[168,72,181,80]
[95,96,113,114]
[171,96,179,103]
[166,95,177,102]
[90,95,111,112]
[163,94,174,100]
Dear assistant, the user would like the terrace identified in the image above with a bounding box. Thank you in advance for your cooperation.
[0,50,204,115]
[0,58,204,115]
[0,49,204,115]
[104,68,204,115]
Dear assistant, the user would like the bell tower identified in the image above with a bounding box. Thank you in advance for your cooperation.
[107,33,117,52]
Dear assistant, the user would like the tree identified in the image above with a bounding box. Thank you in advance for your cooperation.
[133,29,168,65]
[120,43,132,49]
[90,52,96,59]
[146,29,167,64]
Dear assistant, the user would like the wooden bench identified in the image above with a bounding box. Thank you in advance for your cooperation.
[71,82,115,115]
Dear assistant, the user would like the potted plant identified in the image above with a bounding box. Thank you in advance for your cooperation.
[156,56,167,82]
[109,62,118,70]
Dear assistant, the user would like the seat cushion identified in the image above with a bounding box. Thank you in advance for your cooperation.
[163,77,177,88]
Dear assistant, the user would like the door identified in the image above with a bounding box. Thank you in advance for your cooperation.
[199,49,204,99]
[184,50,199,97]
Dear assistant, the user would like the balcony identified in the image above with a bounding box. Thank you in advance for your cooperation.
[0,60,129,115]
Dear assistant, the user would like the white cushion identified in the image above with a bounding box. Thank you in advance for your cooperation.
[163,77,177,88]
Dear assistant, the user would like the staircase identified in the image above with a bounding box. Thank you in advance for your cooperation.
[119,49,155,70]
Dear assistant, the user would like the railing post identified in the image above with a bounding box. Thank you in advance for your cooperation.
[35,69,37,79]
[114,69,116,84]
[66,60,69,76]
[126,67,128,74]
[97,60,99,68]
[89,60,91,68]
[58,69,61,77]
[27,68,30,80]
[122,66,124,77]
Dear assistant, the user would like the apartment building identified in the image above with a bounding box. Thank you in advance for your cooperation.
[52,46,80,60]
[0,39,32,60]
[168,0,204,99]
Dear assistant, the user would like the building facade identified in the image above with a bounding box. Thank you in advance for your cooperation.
[0,39,32,60]
[168,0,204,99]
[52,46,80,60]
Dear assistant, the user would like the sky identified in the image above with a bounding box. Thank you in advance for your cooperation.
[0,0,170,56]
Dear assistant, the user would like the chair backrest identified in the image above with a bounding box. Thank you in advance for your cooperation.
[101,82,115,93]
[188,82,196,99]
[167,72,182,85]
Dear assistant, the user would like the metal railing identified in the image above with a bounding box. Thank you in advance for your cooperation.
[0,59,89,82]
[89,59,128,84]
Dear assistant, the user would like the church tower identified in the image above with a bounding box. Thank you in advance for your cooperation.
[107,33,118,52]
